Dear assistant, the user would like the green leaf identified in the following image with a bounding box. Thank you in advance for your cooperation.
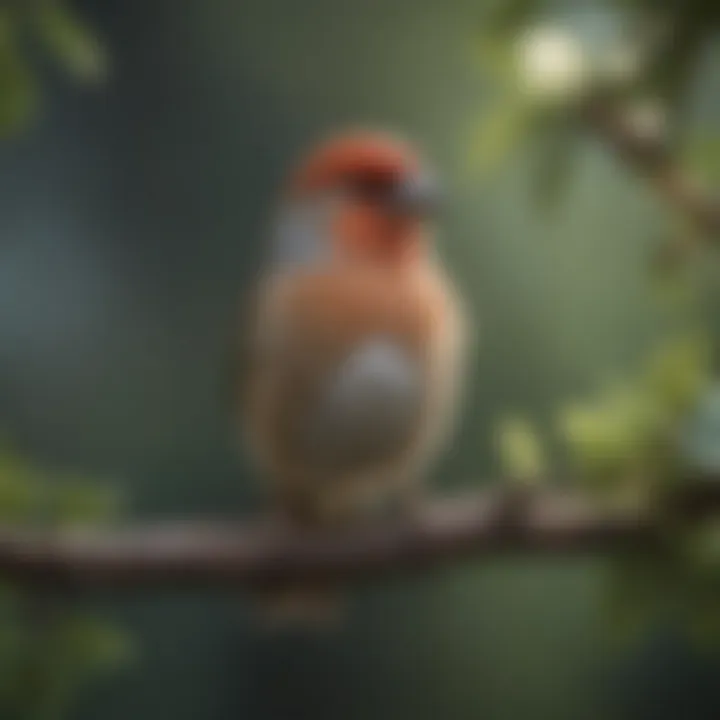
[643,333,712,415]
[481,0,540,39]
[682,132,720,186]
[0,453,43,522]
[495,415,546,483]
[558,399,633,475]
[0,443,130,716]
[466,95,534,177]
[32,1,108,84]
[557,377,673,491]
[0,10,38,136]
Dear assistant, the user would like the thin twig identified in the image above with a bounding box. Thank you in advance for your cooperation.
[584,99,720,238]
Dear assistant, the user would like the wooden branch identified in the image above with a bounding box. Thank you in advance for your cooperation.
[1,483,719,591]
[583,100,720,238]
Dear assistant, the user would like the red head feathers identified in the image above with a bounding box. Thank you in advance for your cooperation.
[287,131,422,199]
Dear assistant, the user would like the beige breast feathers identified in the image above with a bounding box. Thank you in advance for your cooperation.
[241,263,468,510]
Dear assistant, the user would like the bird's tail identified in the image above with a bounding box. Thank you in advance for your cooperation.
[251,585,344,630]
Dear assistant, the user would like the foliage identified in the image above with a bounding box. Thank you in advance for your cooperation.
[30,0,108,85]
[470,0,720,220]
[560,333,711,498]
[0,0,106,138]
[495,415,546,484]
[0,445,132,720]
[494,329,720,647]
[0,3,123,718]
[478,0,720,651]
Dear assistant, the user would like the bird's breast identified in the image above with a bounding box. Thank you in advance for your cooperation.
[245,262,465,478]
[302,337,424,472]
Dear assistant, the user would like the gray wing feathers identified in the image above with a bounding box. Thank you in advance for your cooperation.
[303,339,423,471]
[270,202,329,269]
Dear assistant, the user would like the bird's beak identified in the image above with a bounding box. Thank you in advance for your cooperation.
[389,173,442,219]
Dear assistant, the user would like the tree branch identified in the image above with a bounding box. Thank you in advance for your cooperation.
[584,99,720,238]
[1,482,719,591]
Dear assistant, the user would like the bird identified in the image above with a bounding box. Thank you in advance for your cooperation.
[235,129,469,625]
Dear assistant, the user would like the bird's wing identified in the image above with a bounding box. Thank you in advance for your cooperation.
[231,197,331,416]
[269,201,332,270]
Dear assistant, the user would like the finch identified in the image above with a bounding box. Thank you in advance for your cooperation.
[236,130,469,625]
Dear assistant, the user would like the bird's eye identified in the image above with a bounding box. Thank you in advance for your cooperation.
[348,174,395,203]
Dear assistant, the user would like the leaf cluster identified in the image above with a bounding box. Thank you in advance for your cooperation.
[494,331,720,648]
[0,0,106,137]
[0,445,132,720]
[470,0,720,217]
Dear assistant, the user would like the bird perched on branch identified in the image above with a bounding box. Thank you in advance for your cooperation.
[237,130,469,625]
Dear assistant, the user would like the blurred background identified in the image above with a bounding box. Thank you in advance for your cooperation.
[0,0,719,718]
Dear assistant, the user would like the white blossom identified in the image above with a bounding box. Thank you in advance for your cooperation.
[515,25,589,103]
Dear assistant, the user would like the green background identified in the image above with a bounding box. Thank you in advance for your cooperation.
[0,0,718,718]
